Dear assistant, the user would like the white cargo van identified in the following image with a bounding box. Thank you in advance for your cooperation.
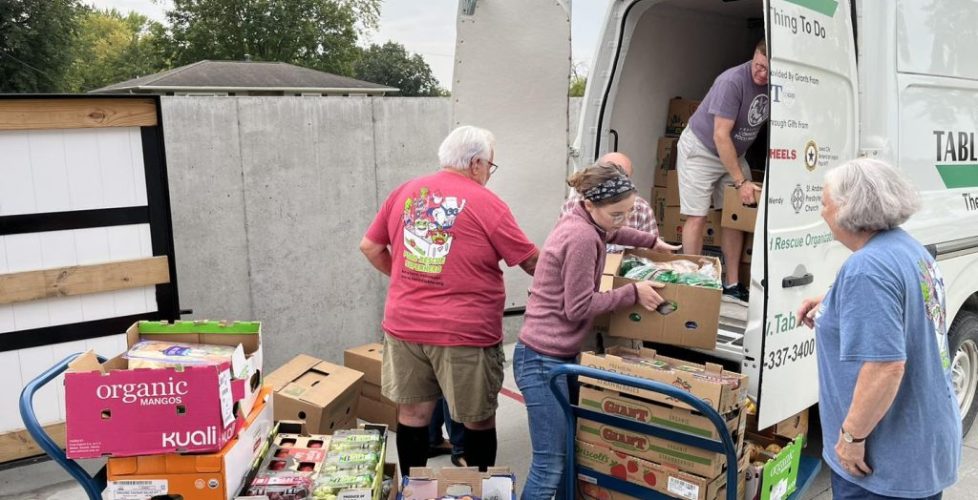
[455,0,978,431]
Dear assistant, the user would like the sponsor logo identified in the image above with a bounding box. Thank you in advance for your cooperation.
[603,399,651,422]
[770,148,798,160]
[161,424,235,448]
[934,131,978,189]
[602,427,648,451]
[804,141,819,171]
[791,185,805,213]
[96,378,189,405]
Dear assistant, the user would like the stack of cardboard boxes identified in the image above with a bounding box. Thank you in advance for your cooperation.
[61,320,269,500]
[720,181,761,287]
[574,346,749,500]
[264,354,364,434]
[344,343,399,429]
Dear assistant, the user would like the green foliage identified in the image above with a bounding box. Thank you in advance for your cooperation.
[354,41,445,96]
[161,0,380,76]
[65,9,168,92]
[569,61,587,97]
[0,0,82,92]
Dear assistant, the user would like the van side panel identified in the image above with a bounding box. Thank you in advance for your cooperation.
[896,0,978,81]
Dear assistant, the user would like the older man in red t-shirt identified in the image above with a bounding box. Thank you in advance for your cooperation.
[360,125,538,472]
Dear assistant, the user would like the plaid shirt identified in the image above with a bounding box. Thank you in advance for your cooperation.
[560,192,659,251]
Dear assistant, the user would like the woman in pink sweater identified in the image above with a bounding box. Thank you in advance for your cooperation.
[515,161,676,499]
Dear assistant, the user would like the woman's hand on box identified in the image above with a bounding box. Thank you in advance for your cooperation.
[635,281,665,311]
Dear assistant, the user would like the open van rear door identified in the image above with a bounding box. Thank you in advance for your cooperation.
[753,0,859,428]
[452,0,571,308]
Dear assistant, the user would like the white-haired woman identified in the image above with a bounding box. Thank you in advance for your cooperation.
[797,158,961,499]
[360,125,539,472]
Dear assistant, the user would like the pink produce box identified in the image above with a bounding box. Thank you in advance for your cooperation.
[65,320,262,459]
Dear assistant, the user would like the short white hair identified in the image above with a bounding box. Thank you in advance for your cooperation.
[823,158,920,233]
[438,125,495,170]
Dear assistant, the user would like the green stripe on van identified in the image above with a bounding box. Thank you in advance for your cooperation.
[936,164,978,188]
[785,0,839,17]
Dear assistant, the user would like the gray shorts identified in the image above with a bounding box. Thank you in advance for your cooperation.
[676,128,751,216]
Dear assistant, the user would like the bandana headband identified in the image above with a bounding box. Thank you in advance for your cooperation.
[583,176,635,202]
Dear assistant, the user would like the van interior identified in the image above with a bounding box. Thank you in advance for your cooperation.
[596,0,769,355]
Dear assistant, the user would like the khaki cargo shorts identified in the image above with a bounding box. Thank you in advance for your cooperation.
[381,334,505,423]
[677,128,751,216]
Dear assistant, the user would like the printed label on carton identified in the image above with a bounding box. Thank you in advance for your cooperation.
[107,479,168,499]
[667,476,700,500]
[219,368,234,427]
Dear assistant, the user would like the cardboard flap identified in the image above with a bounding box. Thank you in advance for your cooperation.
[705,362,724,375]
[66,350,105,374]
[435,468,484,497]
[106,456,139,475]
[264,354,321,390]
[407,467,435,479]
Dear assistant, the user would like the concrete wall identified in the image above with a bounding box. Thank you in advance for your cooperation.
[162,96,582,371]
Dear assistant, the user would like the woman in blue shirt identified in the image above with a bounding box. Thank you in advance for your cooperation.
[797,158,961,499]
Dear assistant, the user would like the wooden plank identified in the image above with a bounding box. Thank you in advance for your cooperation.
[0,98,157,131]
[0,422,65,464]
[0,256,170,305]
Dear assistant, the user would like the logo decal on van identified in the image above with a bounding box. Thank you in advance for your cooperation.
[804,141,819,171]
[934,131,978,188]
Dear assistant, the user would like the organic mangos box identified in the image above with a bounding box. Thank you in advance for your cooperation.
[578,385,743,441]
[576,440,747,500]
[65,350,240,459]
[105,387,274,500]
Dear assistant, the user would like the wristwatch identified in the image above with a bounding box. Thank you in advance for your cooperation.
[841,428,867,443]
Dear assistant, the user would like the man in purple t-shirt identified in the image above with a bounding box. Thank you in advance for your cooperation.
[677,39,768,303]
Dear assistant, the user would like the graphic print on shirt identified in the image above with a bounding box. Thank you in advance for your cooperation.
[919,259,950,369]
[401,186,467,274]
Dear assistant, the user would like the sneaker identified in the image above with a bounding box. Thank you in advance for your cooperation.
[451,454,468,467]
[722,283,749,303]
[427,439,453,458]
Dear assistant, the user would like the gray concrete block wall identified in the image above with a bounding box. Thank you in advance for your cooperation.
[161,98,254,322]
[161,96,580,370]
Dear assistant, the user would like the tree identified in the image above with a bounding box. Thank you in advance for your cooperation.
[569,61,587,97]
[161,0,380,76]
[65,9,169,92]
[0,0,82,92]
[354,41,444,97]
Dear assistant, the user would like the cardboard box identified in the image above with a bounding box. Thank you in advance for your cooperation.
[666,97,701,136]
[579,347,748,415]
[605,250,722,349]
[265,355,363,435]
[344,343,383,387]
[65,352,242,459]
[593,263,618,331]
[659,208,723,246]
[399,467,516,500]
[651,187,668,221]
[105,387,275,500]
[742,234,754,263]
[665,170,681,207]
[130,321,265,418]
[576,480,641,500]
[744,434,804,500]
[578,386,742,441]
[577,416,744,478]
[746,408,809,442]
[576,440,747,500]
[655,137,679,187]
[721,186,760,233]
[358,393,399,429]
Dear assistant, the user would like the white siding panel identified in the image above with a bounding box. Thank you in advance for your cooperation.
[74,227,110,265]
[97,129,139,208]
[0,131,36,216]
[4,233,44,273]
[0,350,23,432]
[49,340,87,421]
[0,306,14,334]
[64,129,106,211]
[28,130,71,214]
[86,334,126,359]
[129,128,148,206]
[18,346,58,426]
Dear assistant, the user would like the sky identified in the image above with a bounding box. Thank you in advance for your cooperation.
[86,0,608,88]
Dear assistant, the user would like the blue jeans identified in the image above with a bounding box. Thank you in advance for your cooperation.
[428,398,464,456]
[514,342,574,500]
[831,472,943,500]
